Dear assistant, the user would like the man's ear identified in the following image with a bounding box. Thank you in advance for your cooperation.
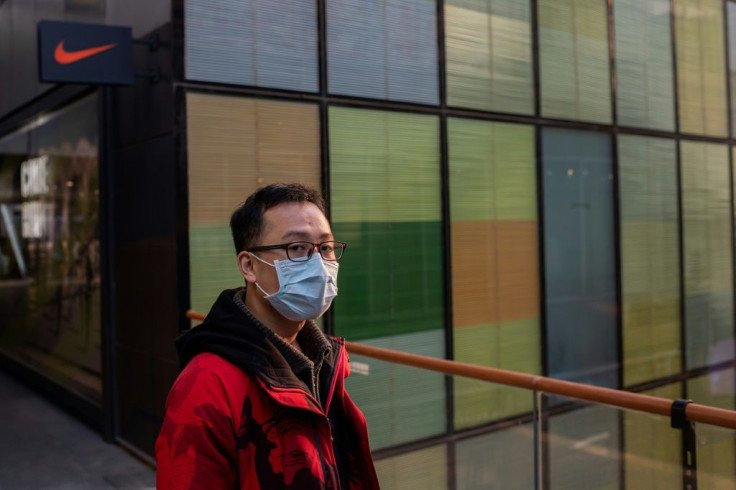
[237,251,257,284]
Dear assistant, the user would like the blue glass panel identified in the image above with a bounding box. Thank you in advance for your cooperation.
[543,128,618,388]
[186,0,318,92]
[328,0,439,104]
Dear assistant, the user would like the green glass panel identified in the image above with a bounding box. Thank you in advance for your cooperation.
[375,444,447,490]
[330,106,446,450]
[453,319,539,428]
[330,107,443,339]
[445,0,533,114]
[681,141,734,369]
[189,225,243,315]
[614,0,675,131]
[618,135,680,386]
[674,0,728,136]
[623,383,682,490]
[539,0,611,123]
[687,371,736,489]
[448,118,536,221]
[345,331,446,449]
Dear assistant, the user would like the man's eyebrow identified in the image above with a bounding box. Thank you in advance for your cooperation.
[281,231,333,240]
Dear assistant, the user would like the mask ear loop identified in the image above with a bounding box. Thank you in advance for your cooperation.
[247,252,278,298]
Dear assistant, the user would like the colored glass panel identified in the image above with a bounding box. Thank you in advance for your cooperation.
[618,135,680,386]
[186,0,318,91]
[674,0,728,136]
[374,444,447,490]
[687,371,736,489]
[543,128,618,388]
[681,141,734,370]
[187,93,321,316]
[729,2,736,136]
[327,0,439,104]
[539,0,611,123]
[624,383,682,490]
[455,422,535,489]
[448,118,540,428]
[330,106,444,448]
[614,0,675,131]
[548,404,621,490]
[445,0,533,114]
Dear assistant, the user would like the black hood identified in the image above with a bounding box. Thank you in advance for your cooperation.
[176,288,339,391]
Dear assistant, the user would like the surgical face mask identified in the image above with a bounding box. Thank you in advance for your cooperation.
[250,252,339,321]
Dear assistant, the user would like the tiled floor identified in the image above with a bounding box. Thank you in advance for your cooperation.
[0,369,155,489]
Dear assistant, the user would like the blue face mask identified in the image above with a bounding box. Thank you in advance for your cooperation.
[249,253,339,321]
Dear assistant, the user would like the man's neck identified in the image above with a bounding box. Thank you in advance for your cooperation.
[244,287,305,344]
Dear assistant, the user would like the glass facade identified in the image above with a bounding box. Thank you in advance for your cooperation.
[0,94,101,404]
[182,2,736,488]
[445,0,534,114]
[619,135,680,386]
[449,118,539,427]
[674,0,728,137]
[614,0,675,131]
[539,0,612,123]
[543,128,618,388]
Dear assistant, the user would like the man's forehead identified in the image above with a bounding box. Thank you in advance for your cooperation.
[261,202,332,239]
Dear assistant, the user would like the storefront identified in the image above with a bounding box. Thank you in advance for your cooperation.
[0,94,102,405]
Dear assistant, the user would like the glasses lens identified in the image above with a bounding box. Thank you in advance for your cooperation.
[320,241,344,261]
[286,242,312,262]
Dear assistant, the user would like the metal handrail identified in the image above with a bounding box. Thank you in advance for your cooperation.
[185,310,736,430]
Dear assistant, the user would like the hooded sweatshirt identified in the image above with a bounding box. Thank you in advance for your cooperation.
[155,288,379,490]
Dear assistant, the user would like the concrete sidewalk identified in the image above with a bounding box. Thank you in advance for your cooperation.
[0,369,155,489]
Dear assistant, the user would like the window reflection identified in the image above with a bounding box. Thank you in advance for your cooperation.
[0,94,101,404]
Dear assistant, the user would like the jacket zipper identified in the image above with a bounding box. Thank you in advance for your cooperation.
[312,418,336,489]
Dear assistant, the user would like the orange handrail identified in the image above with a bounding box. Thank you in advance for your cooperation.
[185,310,736,430]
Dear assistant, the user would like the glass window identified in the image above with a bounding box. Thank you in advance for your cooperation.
[538,0,612,123]
[445,0,534,115]
[187,93,321,315]
[329,106,444,448]
[728,2,736,137]
[674,0,728,137]
[327,0,439,105]
[623,383,682,489]
[548,404,621,490]
[618,135,680,386]
[614,0,675,131]
[448,118,540,428]
[185,0,318,92]
[455,423,535,489]
[681,141,734,370]
[374,444,447,490]
[0,94,101,404]
[686,370,736,488]
[542,128,617,388]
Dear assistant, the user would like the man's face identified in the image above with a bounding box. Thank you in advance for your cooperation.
[241,201,334,299]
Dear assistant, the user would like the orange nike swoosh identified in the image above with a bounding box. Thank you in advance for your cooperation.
[54,40,118,65]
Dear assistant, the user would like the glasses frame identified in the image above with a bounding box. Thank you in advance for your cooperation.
[247,240,347,262]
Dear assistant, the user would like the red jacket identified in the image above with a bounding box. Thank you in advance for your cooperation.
[155,289,379,489]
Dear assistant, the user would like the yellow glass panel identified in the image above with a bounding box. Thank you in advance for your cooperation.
[187,93,321,315]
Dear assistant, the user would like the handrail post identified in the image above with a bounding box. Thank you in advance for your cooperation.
[671,399,697,490]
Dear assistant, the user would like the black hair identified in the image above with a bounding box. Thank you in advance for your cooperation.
[230,183,326,253]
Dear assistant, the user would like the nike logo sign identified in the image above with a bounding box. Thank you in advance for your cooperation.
[54,40,118,65]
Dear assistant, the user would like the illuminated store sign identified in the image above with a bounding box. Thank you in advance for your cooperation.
[20,155,53,239]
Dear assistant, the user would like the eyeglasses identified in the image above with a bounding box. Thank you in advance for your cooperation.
[248,241,347,262]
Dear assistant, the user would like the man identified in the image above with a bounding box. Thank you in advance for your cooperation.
[155,183,379,489]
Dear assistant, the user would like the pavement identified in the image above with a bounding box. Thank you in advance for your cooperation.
[0,369,156,489]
